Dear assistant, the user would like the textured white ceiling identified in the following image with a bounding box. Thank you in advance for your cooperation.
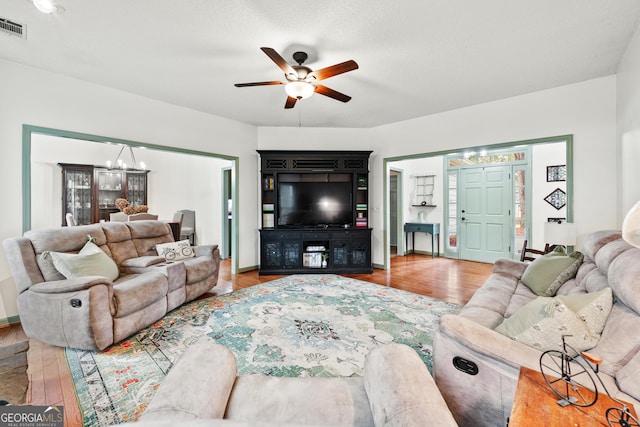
[2,1,640,128]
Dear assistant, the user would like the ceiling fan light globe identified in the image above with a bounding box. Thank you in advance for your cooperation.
[33,0,61,14]
[285,81,314,100]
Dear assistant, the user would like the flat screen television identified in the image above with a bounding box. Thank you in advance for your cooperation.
[278,181,352,227]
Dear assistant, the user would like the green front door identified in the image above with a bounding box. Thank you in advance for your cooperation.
[459,165,511,263]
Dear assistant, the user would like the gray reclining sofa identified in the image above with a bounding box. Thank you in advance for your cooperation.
[434,230,640,426]
[3,220,220,351]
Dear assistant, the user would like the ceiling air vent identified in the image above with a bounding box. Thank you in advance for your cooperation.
[0,18,25,38]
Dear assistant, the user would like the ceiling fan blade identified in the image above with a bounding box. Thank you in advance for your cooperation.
[308,60,358,81]
[314,85,352,103]
[261,47,297,78]
[284,96,297,109]
[234,81,283,87]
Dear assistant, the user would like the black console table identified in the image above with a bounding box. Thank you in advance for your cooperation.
[404,222,440,258]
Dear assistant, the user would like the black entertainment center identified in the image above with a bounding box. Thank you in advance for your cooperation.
[258,150,373,275]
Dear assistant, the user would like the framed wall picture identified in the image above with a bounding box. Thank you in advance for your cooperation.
[547,165,566,182]
[544,188,566,210]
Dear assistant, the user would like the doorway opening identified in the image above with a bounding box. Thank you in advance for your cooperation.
[23,124,240,274]
[222,167,232,260]
[383,135,573,270]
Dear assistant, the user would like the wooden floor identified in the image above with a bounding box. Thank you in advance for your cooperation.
[0,252,492,426]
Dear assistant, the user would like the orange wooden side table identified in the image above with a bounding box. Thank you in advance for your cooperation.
[509,366,637,426]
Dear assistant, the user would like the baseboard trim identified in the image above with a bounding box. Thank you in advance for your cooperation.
[0,315,21,328]
[238,265,259,273]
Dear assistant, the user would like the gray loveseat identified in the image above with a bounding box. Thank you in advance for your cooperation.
[3,220,220,351]
[123,342,458,427]
[433,230,640,426]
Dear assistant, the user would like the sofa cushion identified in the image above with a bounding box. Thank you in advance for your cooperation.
[126,221,175,256]
[183,256,217,285]
[580,230,622,261]
[156,240,195,261]
[120,256,166,268]
[616,350,640,400]
[608,247,640,314]
[590,303,640,377]
[101,222,141,266]
[48,241,119,281]
[25,224,109,282]
[495,287,612,352]
[113,272,168,317]
[520,247,583,296]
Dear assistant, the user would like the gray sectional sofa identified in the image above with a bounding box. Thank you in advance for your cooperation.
[3,220,220,351]
[126,342,458,427]
[434,230,640,426]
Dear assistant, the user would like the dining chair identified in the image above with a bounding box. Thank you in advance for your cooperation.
[178,209,195,245]
[520,239,550,262]
[65,213,76,226]
[128,213,159,221]
[110,212,128,222]
[172,211,184,238]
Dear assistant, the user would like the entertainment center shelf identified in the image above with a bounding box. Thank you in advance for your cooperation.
[257,150,373,275]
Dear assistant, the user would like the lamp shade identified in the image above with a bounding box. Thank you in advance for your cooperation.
[544,222,577,247]
[285,81,314,100]
[622,200,640,248]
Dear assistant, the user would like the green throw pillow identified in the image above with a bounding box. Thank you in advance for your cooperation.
[495,287,613,352]
[49,240,119,281]
[521,247,584,296]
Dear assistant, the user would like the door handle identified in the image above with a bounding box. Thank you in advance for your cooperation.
[461,217,466,221]
[461,209,466,213]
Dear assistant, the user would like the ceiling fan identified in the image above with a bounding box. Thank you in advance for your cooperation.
[234,47,359,109]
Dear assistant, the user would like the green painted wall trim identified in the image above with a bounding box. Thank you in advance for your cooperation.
[23,124,237,161]
[0,315,21,327]
[22,124,241,274]
[384,134,573,163]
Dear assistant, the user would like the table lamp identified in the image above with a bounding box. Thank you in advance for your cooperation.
[544,221,577,254]
[622,200,640,248]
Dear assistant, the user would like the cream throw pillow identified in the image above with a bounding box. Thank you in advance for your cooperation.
[495,288,613,352]
[156,240,195,261]
[49,240,119,281]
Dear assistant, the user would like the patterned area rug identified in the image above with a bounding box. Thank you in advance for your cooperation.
[65,274,460,426]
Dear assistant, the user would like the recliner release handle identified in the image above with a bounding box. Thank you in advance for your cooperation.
[453,356,478,375]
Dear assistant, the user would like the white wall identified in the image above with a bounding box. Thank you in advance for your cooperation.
[530,142,567,248]
[617,19,640,218]
[0,59,257,322]
[368,77,617,267]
